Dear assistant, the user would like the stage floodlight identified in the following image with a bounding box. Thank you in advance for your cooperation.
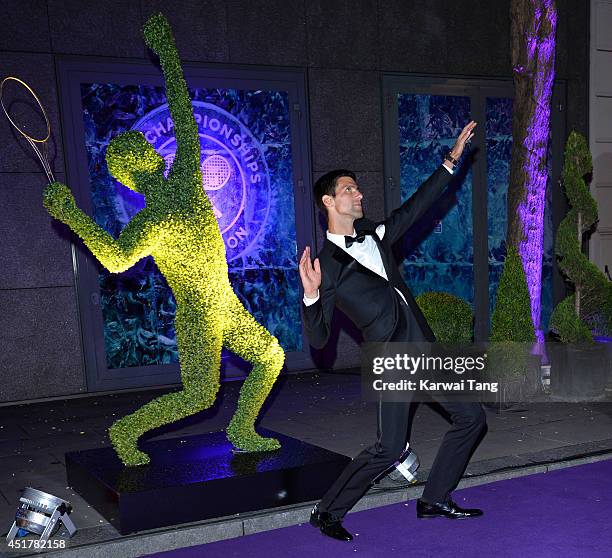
[5,487,77,543]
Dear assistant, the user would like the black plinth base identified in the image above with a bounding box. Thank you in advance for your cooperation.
[65,429,350,534]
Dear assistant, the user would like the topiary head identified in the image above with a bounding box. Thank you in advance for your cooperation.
[106,131,165,192]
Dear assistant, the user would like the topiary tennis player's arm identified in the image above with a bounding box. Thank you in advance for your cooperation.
[43,182,158,273]
[142,13,200,174]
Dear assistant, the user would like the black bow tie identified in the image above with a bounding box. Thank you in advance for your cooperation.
[345,231,372,248]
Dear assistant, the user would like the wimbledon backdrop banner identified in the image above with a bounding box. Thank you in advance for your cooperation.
[80,83,301,369]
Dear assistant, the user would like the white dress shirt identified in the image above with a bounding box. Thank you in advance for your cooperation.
[303,163,454,306]
[303,224,410,305]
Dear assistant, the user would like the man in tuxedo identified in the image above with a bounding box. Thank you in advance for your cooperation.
[300,121,486,541]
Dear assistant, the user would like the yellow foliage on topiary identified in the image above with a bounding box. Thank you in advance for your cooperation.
[43,13,285,466]
[105,131,166,192]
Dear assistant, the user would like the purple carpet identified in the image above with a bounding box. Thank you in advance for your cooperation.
[143,459,612,558]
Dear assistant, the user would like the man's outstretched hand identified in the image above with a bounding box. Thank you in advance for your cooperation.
[299,246,321,299]
[449,120,477,161]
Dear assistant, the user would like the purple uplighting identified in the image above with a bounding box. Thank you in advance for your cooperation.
[516,0,557,343]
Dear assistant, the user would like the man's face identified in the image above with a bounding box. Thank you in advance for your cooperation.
[326,176,363,220]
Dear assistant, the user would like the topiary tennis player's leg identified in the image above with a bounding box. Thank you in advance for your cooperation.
[223,296,285,452]
[109,306,223,466]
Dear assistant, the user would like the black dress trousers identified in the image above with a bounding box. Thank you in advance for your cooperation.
[319,296,487,519]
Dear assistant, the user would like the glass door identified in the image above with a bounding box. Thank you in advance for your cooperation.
[383,76,563,341]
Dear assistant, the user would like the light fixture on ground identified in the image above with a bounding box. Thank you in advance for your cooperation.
[394,443,420,483]
[5,487,77,543]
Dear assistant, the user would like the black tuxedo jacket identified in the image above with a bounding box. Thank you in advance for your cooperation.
[302,166,453,348]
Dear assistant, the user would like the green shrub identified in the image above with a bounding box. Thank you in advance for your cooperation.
[490,245,535,379]
[491,244,535,343]
[416,291,473,342]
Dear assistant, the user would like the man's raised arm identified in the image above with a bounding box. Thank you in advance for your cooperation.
[384,120,477,245]
[142,13,200,170]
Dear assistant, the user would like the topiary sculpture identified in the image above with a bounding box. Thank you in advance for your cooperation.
[490,244,536,380]
[43,13,284,466]
[549,131,612,342]
[491,244,536,344]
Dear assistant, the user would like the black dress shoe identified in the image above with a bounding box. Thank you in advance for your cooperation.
[309,504,353,541]
[416,498,483,519]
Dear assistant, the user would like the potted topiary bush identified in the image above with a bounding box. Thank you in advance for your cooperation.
[489,244,537,408]
[549,131,612,400]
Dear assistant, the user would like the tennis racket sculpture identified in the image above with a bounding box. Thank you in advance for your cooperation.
[1,76,55,183]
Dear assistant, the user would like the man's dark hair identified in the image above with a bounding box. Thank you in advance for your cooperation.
[313,169,356,215]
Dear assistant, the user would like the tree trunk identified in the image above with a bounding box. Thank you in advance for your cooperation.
[508,0,557,341]
[576,211,581,317]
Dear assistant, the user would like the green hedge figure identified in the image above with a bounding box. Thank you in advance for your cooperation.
[43,13,285,466]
